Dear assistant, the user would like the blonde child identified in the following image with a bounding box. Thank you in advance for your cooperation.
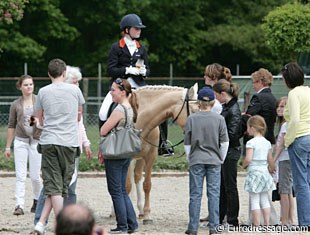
[242,115,275,226]
[273,97,295,226]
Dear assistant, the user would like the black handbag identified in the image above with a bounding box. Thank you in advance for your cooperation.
[99,104,141,159]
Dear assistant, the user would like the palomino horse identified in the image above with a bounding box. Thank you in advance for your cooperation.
[126,84,198,224]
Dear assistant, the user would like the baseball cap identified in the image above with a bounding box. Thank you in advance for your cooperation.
[197,86,215,101]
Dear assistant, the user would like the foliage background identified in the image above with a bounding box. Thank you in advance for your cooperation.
[1,0,310,172]
[1,0,309,77]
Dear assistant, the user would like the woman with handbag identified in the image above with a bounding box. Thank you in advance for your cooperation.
[100,78,139,234]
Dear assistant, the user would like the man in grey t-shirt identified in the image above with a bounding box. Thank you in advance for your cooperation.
[34,59,85,235]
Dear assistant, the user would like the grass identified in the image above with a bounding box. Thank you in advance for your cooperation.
[0,122,246,172]
[0,123,190,172]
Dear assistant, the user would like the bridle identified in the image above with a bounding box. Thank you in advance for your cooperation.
[141,88,191,150]
[171,88,190,125]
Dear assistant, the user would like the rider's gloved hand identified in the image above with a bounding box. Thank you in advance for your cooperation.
[138,66,147,76]
[125,66,139,75]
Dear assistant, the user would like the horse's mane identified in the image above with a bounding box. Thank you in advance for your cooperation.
[135,85,184,91]
[133,85,188,102]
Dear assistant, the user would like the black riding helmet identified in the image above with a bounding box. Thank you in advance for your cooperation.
[120,14,146,31]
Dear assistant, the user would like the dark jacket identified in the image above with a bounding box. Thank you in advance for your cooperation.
[241,87,277,144]
[106,38,150,87]
[221,98,241,148]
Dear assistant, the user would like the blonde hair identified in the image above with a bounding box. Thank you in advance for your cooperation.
[204,63,232,82]
[276,96,287,131]
[213,79,239,99]
[251,68,273,87]
[247,115,267,135]
[198,100,215,110]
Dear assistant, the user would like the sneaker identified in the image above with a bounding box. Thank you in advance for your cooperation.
[31,199,38,213]
[127,227,138,234]
[200,216,209,222]
[185,230,197,235]
[13,206,24,216]
[109,228,128,234]
[209,230,219,235]
[34,222,46,235]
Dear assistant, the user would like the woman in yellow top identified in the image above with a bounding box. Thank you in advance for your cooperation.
[281,62,310,227]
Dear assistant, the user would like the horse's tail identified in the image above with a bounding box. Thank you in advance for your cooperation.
[129,92,139,123]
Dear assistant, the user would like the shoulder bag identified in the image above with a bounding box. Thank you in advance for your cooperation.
[99,104,142,159]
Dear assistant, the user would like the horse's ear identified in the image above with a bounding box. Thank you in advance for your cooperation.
[188,83,198,100]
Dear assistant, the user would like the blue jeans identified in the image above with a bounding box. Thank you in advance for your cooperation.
[288,135,310,226]
[34,189,45,225]
[105,159,138,231]
[188,164,221,232]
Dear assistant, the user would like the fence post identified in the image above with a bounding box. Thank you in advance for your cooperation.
[169,63,173,85]
[83,78,89,122]
[24,62,28,75]
[97,63,102,112]
[236,64,240,76]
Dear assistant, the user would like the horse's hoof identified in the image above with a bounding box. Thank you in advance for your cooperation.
[143,219,153,225]
[138,214,144,219]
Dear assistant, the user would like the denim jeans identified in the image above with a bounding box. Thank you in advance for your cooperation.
[220,147,241,225]
[105,159,138,231]
[188,164,221,232]
[288,135,310,226]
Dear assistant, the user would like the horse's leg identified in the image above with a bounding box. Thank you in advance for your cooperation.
[127,158,144,218]
[142,146,157,224]
[133,159,145,218]
[127,159,135,194]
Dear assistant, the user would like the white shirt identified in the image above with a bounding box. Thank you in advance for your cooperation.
[124,36,137,56]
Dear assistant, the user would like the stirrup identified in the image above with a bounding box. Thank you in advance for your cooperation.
[159,140,174,157]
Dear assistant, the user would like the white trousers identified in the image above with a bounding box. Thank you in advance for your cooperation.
[14,138,43,208]
[99,91,113,121]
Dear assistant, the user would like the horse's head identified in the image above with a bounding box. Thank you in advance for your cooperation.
[131,84,199,133]
[170,83,199,128]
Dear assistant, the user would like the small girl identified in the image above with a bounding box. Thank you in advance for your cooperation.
[242,115,275,226]
[273,97,295,226]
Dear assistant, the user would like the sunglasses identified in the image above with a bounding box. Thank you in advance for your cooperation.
[115,78,125,90]
[281,64,289,72]
[30,116,35,126]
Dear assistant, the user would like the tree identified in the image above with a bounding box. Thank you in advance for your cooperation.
[0,0,27,24]
[0,0,298,76]
[262,3,310,61]
[0,0,79,75]
[201,0,289,74]
[0,0,28,54]
[142,0,208,76]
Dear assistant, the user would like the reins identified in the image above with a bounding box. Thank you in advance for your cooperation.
[171,89,190,125]
[140,89,190,156]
